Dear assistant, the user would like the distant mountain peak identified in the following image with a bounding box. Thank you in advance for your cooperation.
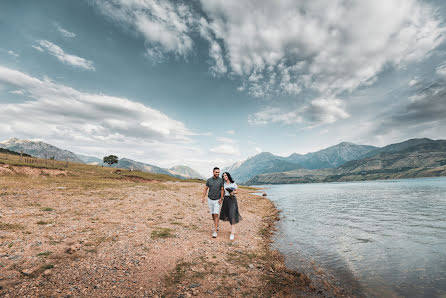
[224,141,378,183]
[336,141,356,146]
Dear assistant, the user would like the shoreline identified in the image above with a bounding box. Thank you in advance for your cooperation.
[0,163,333,297]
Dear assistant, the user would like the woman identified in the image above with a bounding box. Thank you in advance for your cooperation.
[220,172,242,240]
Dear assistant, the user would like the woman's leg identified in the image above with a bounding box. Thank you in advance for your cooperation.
[229,224,236,240]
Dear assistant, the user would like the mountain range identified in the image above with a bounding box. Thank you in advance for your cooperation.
[0,138,204,180]
[224,142,378,183]
[3,137,445,185]
[246,139,446,185]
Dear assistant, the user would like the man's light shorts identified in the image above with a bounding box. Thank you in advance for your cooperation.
[207,197,221,215]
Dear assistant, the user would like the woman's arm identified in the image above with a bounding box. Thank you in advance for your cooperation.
[231,183,238,195]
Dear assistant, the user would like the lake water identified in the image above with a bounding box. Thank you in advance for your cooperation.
[260,177,446,297]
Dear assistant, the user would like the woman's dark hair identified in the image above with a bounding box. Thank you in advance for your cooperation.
[222,172,234,183]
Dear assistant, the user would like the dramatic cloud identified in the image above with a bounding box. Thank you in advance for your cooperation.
[375,79,446,135]
[200,0,445,98]
[0,65,193,143]
[249,98,349,126]
[92,0,446,132]
[55,23,76,38]
[94,0,195,61]
[36,40,95,70]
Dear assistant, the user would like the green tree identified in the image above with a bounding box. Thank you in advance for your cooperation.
[103,155,118,166]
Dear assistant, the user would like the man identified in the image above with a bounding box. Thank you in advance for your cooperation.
[202,167,224,238]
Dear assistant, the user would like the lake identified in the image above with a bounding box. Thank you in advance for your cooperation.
[261,177,446,297]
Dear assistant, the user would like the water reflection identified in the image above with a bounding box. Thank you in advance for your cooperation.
[262,177,446,297]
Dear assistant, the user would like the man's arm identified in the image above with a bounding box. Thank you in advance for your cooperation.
[218,186,224,205]
[202,186,209,203]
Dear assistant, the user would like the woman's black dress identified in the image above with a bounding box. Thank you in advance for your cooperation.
[220,195,242,224]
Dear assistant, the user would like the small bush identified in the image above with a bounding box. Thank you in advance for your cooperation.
[36,220,52,225]
[37,251,53,257]
[41,264,54,270]
[0,222,24,230]
[151,227,174,239]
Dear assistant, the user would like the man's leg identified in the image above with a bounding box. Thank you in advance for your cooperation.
[213,214,219,231]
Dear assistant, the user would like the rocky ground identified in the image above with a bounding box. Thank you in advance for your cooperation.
[0,164,336,297]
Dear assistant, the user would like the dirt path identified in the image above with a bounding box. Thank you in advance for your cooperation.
[0,176,321,297]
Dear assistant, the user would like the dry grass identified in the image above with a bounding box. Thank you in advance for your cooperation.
[0,222,25,230]
[151,227,175,239]
[0,152,187,189]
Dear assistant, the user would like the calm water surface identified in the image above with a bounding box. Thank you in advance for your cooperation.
[261,177,446,297]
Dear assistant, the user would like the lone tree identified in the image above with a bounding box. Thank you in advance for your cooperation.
[103,155,118,166]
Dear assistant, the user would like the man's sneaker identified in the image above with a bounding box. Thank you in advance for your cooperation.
[212,231,217,238]
[229,234,234,240]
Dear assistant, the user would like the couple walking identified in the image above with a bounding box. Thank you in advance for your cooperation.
[202,167,242,240]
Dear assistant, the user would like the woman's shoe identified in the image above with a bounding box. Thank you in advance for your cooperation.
[212,231,217,238]
[229,234,234,240]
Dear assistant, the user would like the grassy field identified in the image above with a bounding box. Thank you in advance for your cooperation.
[0,152,201,190]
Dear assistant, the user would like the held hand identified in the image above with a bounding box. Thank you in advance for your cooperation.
[218,198,223,205]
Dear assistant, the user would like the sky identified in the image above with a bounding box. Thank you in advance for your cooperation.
[1,0,446,176]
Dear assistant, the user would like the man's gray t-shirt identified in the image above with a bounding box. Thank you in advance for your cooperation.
[206,177,224,200]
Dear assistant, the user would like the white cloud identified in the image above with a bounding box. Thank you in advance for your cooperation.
[200,0,445,98]
[436,63,446,77]
[307,98,350,124]
[198,18,227,75]
[226,130,235,135]
[249,98,349,126]
[55,24,76,38]
[216,137,236,144]
[8,90,25,95]
[409,78,418,86]
[210,144,240,155]
[93,0,446,127]
[32,45,44,52]
[94,0,194,61]
[0,66,198,161]
[7,50,19,58]
[36,40,95,71]
[248,107,303,125]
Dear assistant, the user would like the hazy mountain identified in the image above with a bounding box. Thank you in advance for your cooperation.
[76,154,103,165]
[358,138,434,159]
[246,139,446,185]
[224,160,244,173]
[168,165,204,180]
[224,152,302,183]
[293,142,378,169]
[225,142,378,183]
[0,138,84,163]
[1,138,203,179]
[107,158,174,176]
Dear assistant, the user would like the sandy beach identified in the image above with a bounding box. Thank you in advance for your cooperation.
[0,159,323,297]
